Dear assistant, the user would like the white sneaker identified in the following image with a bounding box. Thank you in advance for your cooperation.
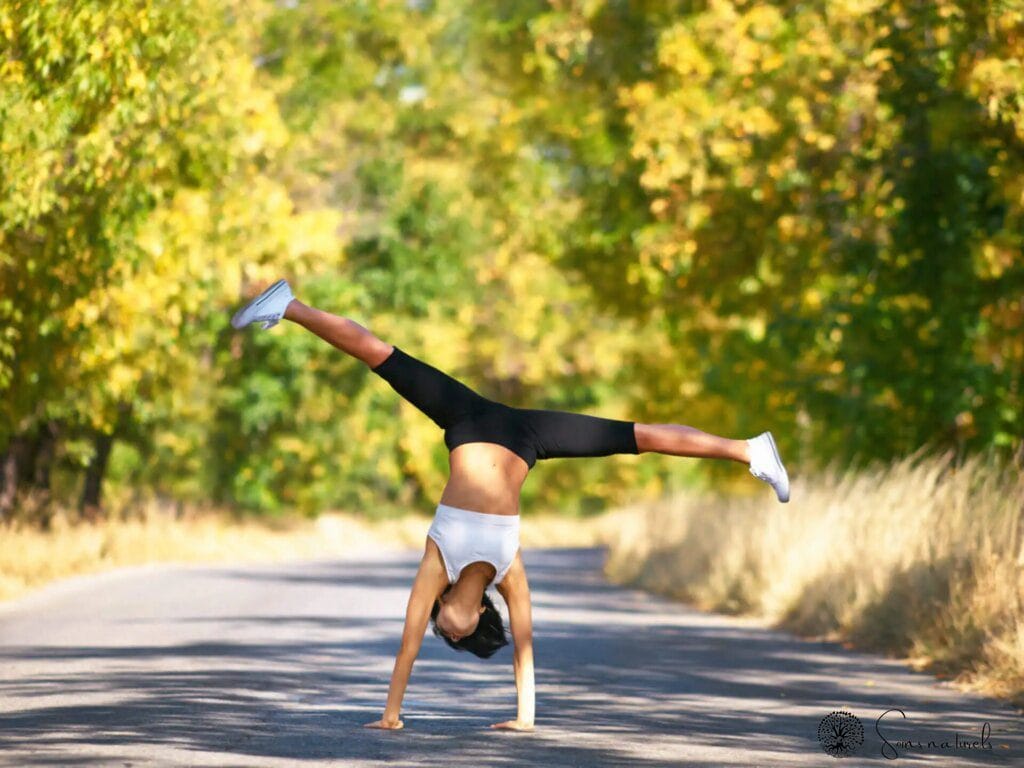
[747,431,790,503]
[230,279,294,330]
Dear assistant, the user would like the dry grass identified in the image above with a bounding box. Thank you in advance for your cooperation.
[0,506,402,603]
[0,501,619,604]
[598,448,1024,709]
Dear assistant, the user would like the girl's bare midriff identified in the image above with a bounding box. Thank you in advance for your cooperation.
[438,442,528,517]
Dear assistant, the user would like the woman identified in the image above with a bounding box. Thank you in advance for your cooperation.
[231,279,790,732]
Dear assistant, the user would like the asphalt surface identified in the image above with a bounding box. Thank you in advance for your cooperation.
[0,546,1020,767]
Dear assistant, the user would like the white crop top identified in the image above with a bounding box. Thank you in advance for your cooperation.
[426,503,520,586]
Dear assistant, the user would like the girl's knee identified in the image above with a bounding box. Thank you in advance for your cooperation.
[364,342,395,370]
[632,422,651,453]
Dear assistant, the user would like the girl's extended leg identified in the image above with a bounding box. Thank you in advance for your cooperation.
[284,298,491,431]
[518,408,789,498]
[518,409,751,466]
[283,299,394,369]
[634,423,750,464]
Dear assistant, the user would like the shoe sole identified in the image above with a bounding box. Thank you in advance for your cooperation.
[231,279,288,329]
[764,431,790,503]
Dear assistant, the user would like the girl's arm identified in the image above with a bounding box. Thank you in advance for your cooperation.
[364,538,447,729]
[494,551,535,730]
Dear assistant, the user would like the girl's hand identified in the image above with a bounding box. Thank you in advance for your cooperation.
[489,719,534,731]
[363,717,404,730]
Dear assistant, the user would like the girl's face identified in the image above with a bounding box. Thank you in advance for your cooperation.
[437,590,483,641]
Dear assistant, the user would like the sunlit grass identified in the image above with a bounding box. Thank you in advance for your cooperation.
[0,500,619,604]
[0,504,399,603]
[599,448,1024,708]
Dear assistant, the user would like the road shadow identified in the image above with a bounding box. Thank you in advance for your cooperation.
[0,547,1020,766]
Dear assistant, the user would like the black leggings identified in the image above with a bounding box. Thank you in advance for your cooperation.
[370,346,638,469]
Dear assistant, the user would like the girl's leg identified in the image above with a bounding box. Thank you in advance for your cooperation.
[634,423,750,464]
[517,407,751,465]
[283,299,394,369]
[519,409,786,497]
[285,297,490,430]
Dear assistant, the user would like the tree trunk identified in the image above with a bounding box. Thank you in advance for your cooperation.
[17,432,37,487]
[79,431,114,522]
[32,421,59,491]
[30,421,60,529]
[0,440,19,520]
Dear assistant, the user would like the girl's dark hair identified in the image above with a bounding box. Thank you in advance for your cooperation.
[430,585,509,659]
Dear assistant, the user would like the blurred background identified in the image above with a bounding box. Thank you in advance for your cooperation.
[2,0,1021,522]
[1,0,1022,704]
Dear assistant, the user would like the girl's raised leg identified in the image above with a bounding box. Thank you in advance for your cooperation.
[283,299,394,369]
[634,423,751,465]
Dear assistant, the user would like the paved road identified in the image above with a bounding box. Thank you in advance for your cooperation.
[0,546,1020,767]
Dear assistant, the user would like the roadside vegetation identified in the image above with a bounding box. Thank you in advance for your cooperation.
[0,499,622,604]
[602,448,1024,710]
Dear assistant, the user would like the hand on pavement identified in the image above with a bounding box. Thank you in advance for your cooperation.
[489,719,534,731]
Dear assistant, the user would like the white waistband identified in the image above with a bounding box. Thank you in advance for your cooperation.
[435,502,520,526]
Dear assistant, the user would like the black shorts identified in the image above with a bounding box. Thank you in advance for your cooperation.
[370,346,638,469]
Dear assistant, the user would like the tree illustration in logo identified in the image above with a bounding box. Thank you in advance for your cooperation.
[817,710,865,757]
